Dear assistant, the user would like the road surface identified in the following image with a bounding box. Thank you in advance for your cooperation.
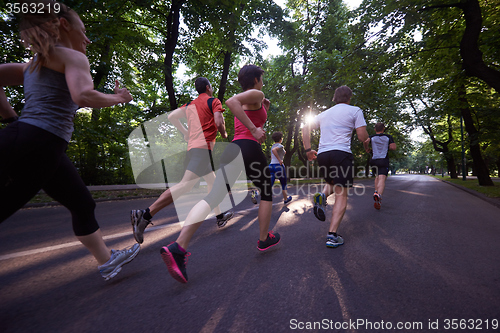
[1,175,499,332]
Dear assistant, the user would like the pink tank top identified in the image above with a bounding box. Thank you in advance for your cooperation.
[233,105,267,143]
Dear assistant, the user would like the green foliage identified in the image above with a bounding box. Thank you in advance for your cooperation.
[1,0,498,184]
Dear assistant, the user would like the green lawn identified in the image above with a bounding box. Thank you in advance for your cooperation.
[430,175,500,198]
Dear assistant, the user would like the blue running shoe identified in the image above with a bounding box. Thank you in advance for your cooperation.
[284,196,292,204]
[326,233,344,248]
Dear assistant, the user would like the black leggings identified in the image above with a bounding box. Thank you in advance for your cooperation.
[205,139,272,209]
[0,122,99,236]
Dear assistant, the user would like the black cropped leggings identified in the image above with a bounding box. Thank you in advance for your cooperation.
[204,139,272,209]
[0,122,99,236]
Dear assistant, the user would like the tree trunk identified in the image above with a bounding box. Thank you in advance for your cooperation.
[218,51,232,101]
[459,0,500,93]
[85,42,111,185]
[444,153,458,179]
[496,157,500,177]
[283,123,294,167]
[164,0,185,110]
[459,85,494,186]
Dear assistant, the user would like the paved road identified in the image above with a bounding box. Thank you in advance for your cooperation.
[1,175,499,333]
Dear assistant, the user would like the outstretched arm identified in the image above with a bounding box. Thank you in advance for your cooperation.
[64,50,132,108]
[225,89,266,143]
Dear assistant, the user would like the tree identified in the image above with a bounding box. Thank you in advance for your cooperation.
[355,0,499,185]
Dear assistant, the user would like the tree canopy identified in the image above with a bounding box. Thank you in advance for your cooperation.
[1,0,498,185]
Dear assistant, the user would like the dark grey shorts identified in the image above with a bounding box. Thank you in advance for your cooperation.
[185,148,214,177]
[370,158,390,176]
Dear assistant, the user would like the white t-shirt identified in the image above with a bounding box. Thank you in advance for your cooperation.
[311,103,367,154]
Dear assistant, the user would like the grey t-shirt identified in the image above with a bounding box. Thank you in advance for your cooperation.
[19,65,79,142]
[270,143,285,164]
[370,133,395,159]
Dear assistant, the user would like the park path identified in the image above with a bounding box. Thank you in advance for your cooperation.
[0,174,499,333]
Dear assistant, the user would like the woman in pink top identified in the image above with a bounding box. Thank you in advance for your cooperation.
[159,65,280,284]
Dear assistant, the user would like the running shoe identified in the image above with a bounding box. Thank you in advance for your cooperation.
[98,243,140,281]
[131,209,153,244]
[326,234,344,248]
[250,189,258,204]
[257,231,281,251]
[284,196,292,204]
[313,192,326,221]
[160,242,191,283]
[373,192,381,210]
[216,210,234,228]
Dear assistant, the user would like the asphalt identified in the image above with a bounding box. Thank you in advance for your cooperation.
[1,174,499,333]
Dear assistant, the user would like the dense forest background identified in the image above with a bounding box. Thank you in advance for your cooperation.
[1,0,499,185]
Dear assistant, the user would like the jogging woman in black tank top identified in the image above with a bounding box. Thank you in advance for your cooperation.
[0,0,139,281]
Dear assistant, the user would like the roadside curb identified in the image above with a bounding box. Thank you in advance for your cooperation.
[23,180,329,209]
[437,178,500,209]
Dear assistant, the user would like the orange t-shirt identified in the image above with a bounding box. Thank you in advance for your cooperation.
[181,93,225,150]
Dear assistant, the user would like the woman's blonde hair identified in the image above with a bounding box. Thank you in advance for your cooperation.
[19,0,75,72]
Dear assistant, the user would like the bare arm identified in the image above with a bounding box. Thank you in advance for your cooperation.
[302,122,319,161]
[0,63,26,120]
[389,142,397,151]
[64,50,132,108]
[225,89,266,143]
[168,107,188,140]
[363,137,371,153]
[272,146,283,164]
[214,111,227,138]
[0,88,18,121]
[356,126,369,144]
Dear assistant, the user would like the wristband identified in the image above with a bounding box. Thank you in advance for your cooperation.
[305,148,312,153]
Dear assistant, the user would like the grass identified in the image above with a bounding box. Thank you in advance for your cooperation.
[430,175,500,198]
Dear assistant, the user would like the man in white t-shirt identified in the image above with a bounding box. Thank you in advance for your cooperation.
[302,85,369,248]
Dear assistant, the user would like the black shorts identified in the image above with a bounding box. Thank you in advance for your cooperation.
[370,158,389,176]
[185,148,214,177]
[317,150,354,187]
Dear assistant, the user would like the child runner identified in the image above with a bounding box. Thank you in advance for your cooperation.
[269,131,292,204]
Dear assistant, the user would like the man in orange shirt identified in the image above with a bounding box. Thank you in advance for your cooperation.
[130,78,233,243]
